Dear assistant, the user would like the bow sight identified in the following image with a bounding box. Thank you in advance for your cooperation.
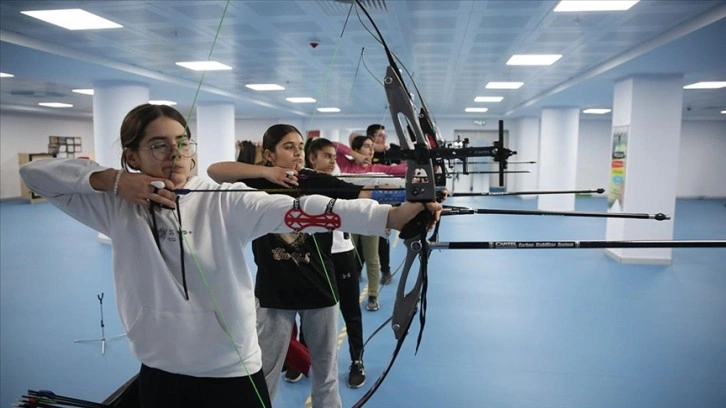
[380,66,516,202]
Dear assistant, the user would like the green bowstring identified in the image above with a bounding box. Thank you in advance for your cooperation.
[167,1,267,406]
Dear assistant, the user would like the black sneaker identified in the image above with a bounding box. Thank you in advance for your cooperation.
[284,368,304,383]
[366,296,379,311]
[380,271,393,285]
[348,360,366,388]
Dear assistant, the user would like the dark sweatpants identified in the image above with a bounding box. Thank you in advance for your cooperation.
[138,364,272,408]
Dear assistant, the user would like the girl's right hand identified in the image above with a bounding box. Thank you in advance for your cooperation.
[114,171,177,210]
[265,166,298,187]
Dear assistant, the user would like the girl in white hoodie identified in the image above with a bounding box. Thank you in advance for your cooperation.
[19,103,439,408]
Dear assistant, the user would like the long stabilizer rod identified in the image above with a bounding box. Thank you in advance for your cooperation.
[450,188,604,197]
[430,240,726,249]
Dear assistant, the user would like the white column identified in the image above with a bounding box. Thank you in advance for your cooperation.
[196,103,235,182]
[92,81,149,168]
[605,75,683,264]
[510,117,540,198]
[538,108,579,211]
[92,81,149,243]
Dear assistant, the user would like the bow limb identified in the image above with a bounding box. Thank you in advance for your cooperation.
[352,228,432,408]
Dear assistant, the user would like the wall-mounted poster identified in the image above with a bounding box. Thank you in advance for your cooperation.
[608,126,628,211]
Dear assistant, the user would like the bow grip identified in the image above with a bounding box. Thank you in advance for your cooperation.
[399,209,432,240]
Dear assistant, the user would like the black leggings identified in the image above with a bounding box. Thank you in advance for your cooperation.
[138,364,272,408]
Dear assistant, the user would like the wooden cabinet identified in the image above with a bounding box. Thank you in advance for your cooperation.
[18,153,55,203]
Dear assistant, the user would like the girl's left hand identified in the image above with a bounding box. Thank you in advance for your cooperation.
[386,201,442,232]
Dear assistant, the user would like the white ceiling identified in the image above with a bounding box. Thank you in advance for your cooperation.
[1,0,725,121]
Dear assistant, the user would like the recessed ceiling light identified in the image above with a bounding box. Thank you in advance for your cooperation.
[554,1,639,12]
[721,110,726,115]
[474,96,504,103]
[176,61,232,71]
[506,55,562,66]
[465,107,488,113]
[21,9,122,30]
[317,107,341,113]
[485,82,524,89]
[72,89,94,95]
[149,100,177,106]
[0,72,14,78]
[39,102,73,108]
[683,81,726,89]
[583,108,612,114]
[286,97,316,103]
[245,84,285,91]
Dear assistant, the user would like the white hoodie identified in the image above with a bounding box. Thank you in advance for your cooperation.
[20,159,389,377]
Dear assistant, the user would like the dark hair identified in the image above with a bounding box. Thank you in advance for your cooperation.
[366,124,384,137]
[351,135,373,151]
[120,103,191,171]
[305,137,334,168]
[261,124,302,166]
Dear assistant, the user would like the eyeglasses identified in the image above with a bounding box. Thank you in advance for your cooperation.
[140,139,197,161]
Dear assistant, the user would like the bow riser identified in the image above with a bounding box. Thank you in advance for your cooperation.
[384,65,437,203]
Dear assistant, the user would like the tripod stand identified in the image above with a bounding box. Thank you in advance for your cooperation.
[74,292,126,356]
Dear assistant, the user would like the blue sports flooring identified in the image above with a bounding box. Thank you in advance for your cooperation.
[1,196,725,408]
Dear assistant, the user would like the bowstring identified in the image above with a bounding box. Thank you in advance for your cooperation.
[165,1,268,406]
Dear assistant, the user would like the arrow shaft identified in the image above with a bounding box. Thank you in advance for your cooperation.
[450,170,530,175]
[455,160,536,165]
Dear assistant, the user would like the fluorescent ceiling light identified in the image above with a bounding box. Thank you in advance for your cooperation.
[465,108,488,113]
[583,108,611,114]
[474,96,504,103]
[0,72,14,78]
[317,107,341,113]
[683,81,726,89]
[39,102,73,108]
[21,9,122,30]
[176,61,232,71]
[245,84,285,91]
[507,54,562,66]
[149,100,177,106]
[286,97,316,103]
[554,1,639,12]
[72,89,94,95]
[721,110,726,115]
[486,82,524,89]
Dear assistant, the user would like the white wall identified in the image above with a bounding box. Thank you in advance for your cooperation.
[2,110,724,199]
[1,112,94,199]
[677,121,726,198]
[576,118,726,198]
